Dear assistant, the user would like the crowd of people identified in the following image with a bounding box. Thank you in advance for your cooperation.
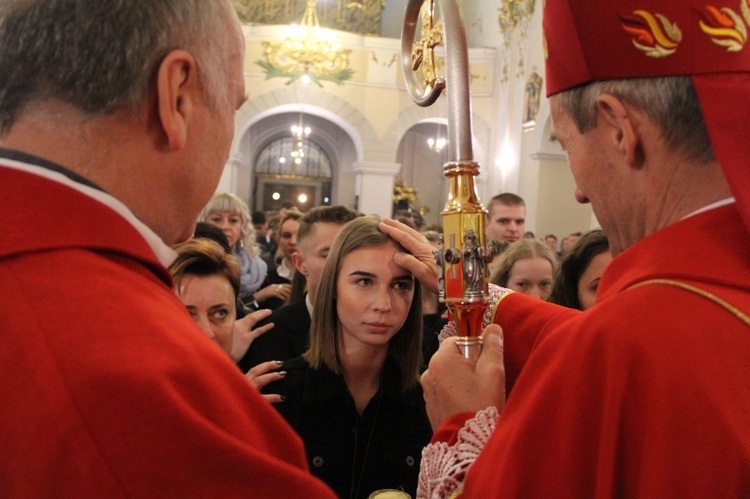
[4,0,750,497]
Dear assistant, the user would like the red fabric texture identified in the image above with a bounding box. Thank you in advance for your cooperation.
[543,0,750,96]
[0,166,335,497]
[543,0,750,236]
[439,204,750,496]
[693,73,750,248]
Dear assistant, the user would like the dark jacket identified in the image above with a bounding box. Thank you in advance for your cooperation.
[237,296,311,373]
[258,264,292,310]
[270,356,432,499]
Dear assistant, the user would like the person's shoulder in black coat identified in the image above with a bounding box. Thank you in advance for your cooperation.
[237,295,312,373]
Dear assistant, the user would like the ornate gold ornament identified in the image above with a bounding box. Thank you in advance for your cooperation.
[410,0,444,90]
[256,0,353,86]
[233,0,384,35]
[497,0,536,80]
[402,0,496,361]
[393,179,418,204]
[498,0,535,34]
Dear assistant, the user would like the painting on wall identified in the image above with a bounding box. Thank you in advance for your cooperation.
[523,71,542,131]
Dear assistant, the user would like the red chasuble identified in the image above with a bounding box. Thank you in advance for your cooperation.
[0,164,335,497]
[437,204,750,497]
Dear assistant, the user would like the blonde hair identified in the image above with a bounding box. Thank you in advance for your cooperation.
[490,238,558,287]
[198,192,260,257]
[305,216,423,392]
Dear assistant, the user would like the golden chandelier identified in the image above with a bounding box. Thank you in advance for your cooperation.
[257,0,353,86]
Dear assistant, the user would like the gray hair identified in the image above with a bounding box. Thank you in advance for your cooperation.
[557,76,715,164]
[0,0,235,134]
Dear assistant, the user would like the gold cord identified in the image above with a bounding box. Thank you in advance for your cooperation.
[628,279,750,327]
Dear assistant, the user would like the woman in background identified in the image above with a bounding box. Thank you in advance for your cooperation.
[490,238,558,301]
[169,238,282,402]
[266,216,432,498]
[259,210,303,309]
[199,193,286,309]
[548,229,612,310]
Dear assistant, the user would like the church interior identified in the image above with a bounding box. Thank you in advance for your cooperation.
[226,0,598,237]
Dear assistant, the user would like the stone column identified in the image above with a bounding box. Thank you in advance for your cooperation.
[351,161,401,218]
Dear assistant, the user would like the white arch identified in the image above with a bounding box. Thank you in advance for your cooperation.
[233,87,384,163]
[385,102,492,170]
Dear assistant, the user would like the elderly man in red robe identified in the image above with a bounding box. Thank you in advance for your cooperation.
[382,0,750,496]
[0,1,335,496]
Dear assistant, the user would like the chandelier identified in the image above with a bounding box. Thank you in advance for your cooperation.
[289,114,311,168]
[426,123,447,153]
[256,0,354,86]
[276,113,313,176]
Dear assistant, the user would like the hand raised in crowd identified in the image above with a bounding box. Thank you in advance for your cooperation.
[378,218,440,294]
[421,324,506,430]
[245,361,287,404]
[231,309,274,362]
[253,282,292,303]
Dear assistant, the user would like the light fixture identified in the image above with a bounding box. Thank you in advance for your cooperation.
[426,123,447,153]
[427,136,447,153]
[277,113,313,172]
[256,0,354,86]
[290,113,311,168]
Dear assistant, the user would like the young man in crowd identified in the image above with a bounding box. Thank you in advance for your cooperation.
[485,192,526,245]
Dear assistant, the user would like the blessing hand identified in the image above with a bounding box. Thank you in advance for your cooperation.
[379,218,440,294]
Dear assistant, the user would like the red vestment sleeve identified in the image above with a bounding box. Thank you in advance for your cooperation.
[461,283,750,497]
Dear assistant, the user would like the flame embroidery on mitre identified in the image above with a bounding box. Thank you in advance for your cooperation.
[697,1,750,52]
[620,10,682,57]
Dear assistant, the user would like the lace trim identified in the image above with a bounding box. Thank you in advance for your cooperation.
[417,406,500,498]
[438,285,513,343]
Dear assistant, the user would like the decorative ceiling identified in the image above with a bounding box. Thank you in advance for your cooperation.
[233,0,386,36]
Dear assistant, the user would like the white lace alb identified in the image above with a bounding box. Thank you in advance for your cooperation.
[417,406,500,498]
